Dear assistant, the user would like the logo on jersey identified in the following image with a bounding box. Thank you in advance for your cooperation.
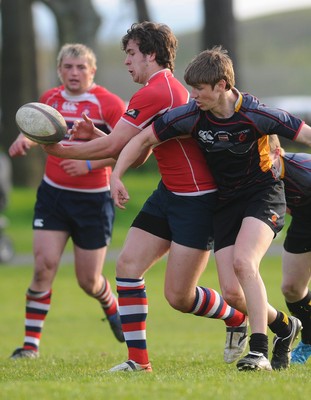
[125,109,140,119]
[217,131,231,141]
[34,219,44,228]
[268,209,280,227]
[62,102,78,113]
[198,130,214,143]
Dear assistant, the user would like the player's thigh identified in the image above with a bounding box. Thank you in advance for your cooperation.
[116,227,170,278]
[33,229,68,268]
[31,230,68,289]
[234,217,274,270]
[74,245,107,285]
[164,242,210,298]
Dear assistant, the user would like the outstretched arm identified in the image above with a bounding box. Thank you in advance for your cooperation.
[295,123,311,147]
[110,125,158,209]
[42,119,140,160]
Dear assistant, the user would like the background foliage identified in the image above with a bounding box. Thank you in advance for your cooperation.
[1,2,311,186]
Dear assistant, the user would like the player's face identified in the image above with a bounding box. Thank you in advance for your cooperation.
[58,56,96,95]
[124,39,152,85]
[190,83,221,111]
[190,80,229,116]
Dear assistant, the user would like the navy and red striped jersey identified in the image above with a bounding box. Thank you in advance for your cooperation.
[153,89,304,199]
[280,152,311,208]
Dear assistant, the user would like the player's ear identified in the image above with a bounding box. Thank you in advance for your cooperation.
[215,79,227,91]
[147,52,156,63]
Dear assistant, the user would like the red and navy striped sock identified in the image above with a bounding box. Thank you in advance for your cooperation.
[23,288,52,352]
[116,277,149,365]
[189,286,245,326]
[93,278,118,318]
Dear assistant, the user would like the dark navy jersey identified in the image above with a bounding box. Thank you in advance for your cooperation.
[281,153,311,208]
[153,90,304,198]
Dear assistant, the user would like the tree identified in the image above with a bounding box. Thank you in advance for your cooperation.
[202,0,239,84]
[133,0,151,22]
[0,0,43,186]
[0,0,101,186]
[40,0,101,50]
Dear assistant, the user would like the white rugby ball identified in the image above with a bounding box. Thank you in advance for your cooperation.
[15,102,67,144]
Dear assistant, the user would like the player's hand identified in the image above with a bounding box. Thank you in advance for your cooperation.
[69,113,103,140]
[41,143,64,156]
[59,159,89,176]
[110,175,130,209]
[8,134,33,157]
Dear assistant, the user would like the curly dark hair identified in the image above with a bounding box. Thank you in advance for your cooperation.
[121,21,178,72]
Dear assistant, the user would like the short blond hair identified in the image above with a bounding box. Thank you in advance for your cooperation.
[57,43,97,69]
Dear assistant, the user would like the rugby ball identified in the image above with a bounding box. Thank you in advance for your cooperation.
[15,102,67,144]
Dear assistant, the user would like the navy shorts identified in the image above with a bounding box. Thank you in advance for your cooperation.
[33,180,115,249]
[213,181,286,252]
[284,204,311,253]
[131,180,216,250]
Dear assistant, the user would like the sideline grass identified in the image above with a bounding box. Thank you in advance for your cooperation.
[0,256,310,400]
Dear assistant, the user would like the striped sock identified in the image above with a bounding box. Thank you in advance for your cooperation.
[93,278,118,317]
[189,286,245,326]
[23,288,52,351]
[116,277,149,365]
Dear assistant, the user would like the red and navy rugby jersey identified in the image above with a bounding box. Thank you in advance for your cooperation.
[153,89,304,198]
[40,84,125,192]
[121,69,216,194]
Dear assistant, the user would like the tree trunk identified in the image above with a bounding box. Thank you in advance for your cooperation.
[0,0,44,186]
[133,0,151,22]
[202,0,239,85]
[0,0,102,186]
[41,0,101,51]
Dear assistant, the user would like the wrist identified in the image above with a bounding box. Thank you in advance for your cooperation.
[86,160,92,171]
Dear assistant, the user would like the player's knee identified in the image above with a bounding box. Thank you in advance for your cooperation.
[165,291,190,312]
[115,254,128,276]
[233,256,256,281]
[222,288,243,310]
[116,252,144,278]
[78,277,97,295]
[33,257,58,284]
[281,281,301,300]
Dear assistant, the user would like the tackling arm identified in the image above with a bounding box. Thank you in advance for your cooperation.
[110,125,157,208]
[42,119,140,160]
[295,123,311,147]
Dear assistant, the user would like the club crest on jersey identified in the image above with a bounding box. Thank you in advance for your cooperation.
[125,109,140,119]
[62,102,78,113]
[198,130,214,143]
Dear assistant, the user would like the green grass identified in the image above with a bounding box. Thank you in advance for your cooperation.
[0,171,310,399]
[0,257,310,400]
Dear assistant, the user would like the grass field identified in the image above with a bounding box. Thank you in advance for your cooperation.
[0,172,310,399]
